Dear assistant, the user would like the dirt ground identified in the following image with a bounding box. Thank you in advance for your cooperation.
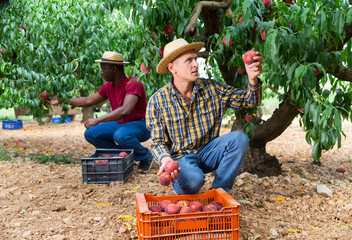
[0,117,351,240]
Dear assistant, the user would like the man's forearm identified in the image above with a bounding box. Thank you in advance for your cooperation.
[94,108,129,124]
[69,97,92,107]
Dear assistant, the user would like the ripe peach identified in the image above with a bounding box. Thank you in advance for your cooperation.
[211,201,225,211]
[222,36,233,47]
[164,161,179,174]
[238,15,243,24]
[104,154,111,158]
[176,200,190,208]
[40,92,49,100]
[203,204,217,212]
[149,205,162,213]
[179,206,192,214]
[158,172,171,186]
[160,212,169,216]
[261,30,266,40]
[242,50,257,65]
[165,203,179,214]
[141,63,151,73]
[337,167,346,173]
[245,115,253,122]
[160,200,172,211]
[152,34,157,41]
[314,66,320,75]
[190,201,203,212]
[159,47,163,57]
[163,24,174,35]
[238,67,245,75]
[119,151,128,157]
[262,0,272,7]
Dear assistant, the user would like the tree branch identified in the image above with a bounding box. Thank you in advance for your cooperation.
[331,66,352,82]
[183,0,232,36]
[250,94,299,147]
[197,50,210,59]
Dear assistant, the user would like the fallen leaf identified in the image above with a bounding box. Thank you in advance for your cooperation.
[287,229,301,233]
[118,215,135,221]
[123,222,132,231]
[123,185,141,194]
[334,195,339,199]
[276,197,286,203]
[96,202,110,206]
[310,226,321,230]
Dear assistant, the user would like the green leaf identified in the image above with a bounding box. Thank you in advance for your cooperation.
[320,130,329,149]
[333,110,342,132]
[312,141,322,160]
[347,8,352,24]
[333,9,344,35]
[287,62,298,81]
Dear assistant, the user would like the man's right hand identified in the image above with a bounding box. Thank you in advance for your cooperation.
[158,157,181,183]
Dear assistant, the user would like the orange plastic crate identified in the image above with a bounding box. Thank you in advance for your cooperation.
[136,188,240,240]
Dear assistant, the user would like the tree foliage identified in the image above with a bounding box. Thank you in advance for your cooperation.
[1,0,352,161]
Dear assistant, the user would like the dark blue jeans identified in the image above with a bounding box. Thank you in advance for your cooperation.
[172,131,249,194]
[84,120,151,162]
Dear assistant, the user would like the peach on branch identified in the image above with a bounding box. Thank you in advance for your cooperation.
[163,24,174,35]
[222,36,233,47]
[141,63,151,73]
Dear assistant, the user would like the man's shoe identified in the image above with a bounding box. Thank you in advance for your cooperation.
[138,154,153,171]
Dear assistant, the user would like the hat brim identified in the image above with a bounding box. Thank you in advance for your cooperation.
[156,42,204,74]
[95,59,129,65]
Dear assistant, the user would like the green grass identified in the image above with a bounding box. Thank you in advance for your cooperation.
[29,152,80,164]
[0,146,11,161]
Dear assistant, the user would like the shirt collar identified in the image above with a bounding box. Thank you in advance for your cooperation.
[167,78,203,97]
[114,75,129,87]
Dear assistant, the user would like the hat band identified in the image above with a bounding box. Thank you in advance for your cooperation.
[100,58,124,63]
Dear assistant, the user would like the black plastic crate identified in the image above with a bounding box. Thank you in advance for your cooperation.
[81,148,134,183]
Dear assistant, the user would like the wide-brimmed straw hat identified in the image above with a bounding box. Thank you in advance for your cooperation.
[157,38,204,74]
[95,51,129,65]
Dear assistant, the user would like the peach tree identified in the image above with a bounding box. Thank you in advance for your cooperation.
[1,0,352,175]
[0,0,136,120]
[112,0,352,175]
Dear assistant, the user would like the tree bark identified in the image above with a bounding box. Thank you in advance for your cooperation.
[231,94,299,176]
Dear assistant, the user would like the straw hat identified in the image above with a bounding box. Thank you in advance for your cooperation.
[95,51,129,65]
[157,38,204,74]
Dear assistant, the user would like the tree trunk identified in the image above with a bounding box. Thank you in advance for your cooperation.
[232,94,299,177]
[81,106,95,123]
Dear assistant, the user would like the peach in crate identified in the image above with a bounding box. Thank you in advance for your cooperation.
[135,188,240,240]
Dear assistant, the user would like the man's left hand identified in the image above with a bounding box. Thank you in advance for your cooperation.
[84,118,99,129]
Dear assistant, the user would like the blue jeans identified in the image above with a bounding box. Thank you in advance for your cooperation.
[172,131,249,194]
[84,120,151,162]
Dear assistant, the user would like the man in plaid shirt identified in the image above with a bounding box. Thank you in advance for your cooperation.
[146,38,263,194]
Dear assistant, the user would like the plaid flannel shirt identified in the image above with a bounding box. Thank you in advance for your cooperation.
[146,78,262,163]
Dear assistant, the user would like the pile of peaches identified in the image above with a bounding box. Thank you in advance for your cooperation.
[148,200,225,215]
